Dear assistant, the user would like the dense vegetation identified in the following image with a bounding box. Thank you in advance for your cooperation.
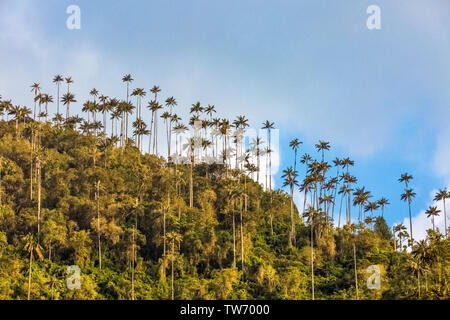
[0,76,448,300]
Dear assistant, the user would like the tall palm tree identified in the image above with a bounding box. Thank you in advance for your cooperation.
[399,172,413,188]
[401,188,416,244]
[150,85,161,101]
[30,83,41,120]
[262,121,275,191]
[41,94,53,122]
[434,189,449,236]
[53,75,63,115]
[131,88,146,121]
[95,180,102,269]
[61,92,76,120]
[23,234,43,300]
[250,137,264,184]
[65,77,73,94]
[122,74,134,103]
[304,206,318,300]
[165,97,178,159]
[315,140,330,161]
[166,232,182,300]
[425,206,440,231]
[377,197,390,217]
[282,167,299,246]
[151,101,163,155]
[289,138,302,173]
[8,105,22,135]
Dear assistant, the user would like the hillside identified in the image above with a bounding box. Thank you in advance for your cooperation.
[0,98,448,300]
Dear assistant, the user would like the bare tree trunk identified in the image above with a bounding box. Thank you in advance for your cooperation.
[27,249,32,300]
[171,242,174,300]
[311,214,315,300]
[37,160,41,235]
[233,212,236,268]
[353,241,359,300]
[96,181,102,269]
[240,198,244,273]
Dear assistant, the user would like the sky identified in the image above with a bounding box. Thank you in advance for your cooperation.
[1,0,450,239]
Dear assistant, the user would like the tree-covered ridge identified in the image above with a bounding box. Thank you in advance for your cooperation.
[0,77,449,300]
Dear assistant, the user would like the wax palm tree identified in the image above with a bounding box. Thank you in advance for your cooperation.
[315,140,330,161]
[122,74,134,102]
[120,101,135,144]
[166,232,182,300]
[364,201,380,224]
[65,77,73,93]
[223,180,242,268]
[410,240,431,299]
[30,83,40,120]
[131,88,146,120]
[132,118,149,152]
[289,138,302,172]
[205,104,216,120]
[401,188,416,244]
[262,121,275,190]
[23,233,43,300]
[399,172,413,188]
[8,105,22,135]
[434,189,449,236]
[98,95,110,135]
[150,85,161,101]
[161,111,172,159]
[151,101,163,155]
[107,98,119,137]
[394,223,408,250]
[53,75,63,115]
[165,96,178,158]
[377,197,390,217]
[425,206,440,232]
[303,206,319,300]
[41,94,53,122]
[282,167,299,246]
[190,101,203,115]
[353,187,372,222]
[61,92,76,120]
[250,136,264,184]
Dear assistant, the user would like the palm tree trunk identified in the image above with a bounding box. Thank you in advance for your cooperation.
[171,241,175,300]
[30,132,33,200]
[353,241,359,300]
[408,201,413,243]
[57,84,60,115]
[444,199,447,237]
[310,212,314,300]
[163,207,166,256]
[240,198,244,273]
[189,156,194,208]
[27,249,32,300]
[37,160,41,235]
[96,183,101,269]
[233,212,236,268]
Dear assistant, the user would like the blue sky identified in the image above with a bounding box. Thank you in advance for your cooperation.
[1,0,450,238]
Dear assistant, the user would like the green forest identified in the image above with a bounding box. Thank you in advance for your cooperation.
[0,75,448,300]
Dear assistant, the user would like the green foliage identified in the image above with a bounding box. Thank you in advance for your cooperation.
[0,120,448,300]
